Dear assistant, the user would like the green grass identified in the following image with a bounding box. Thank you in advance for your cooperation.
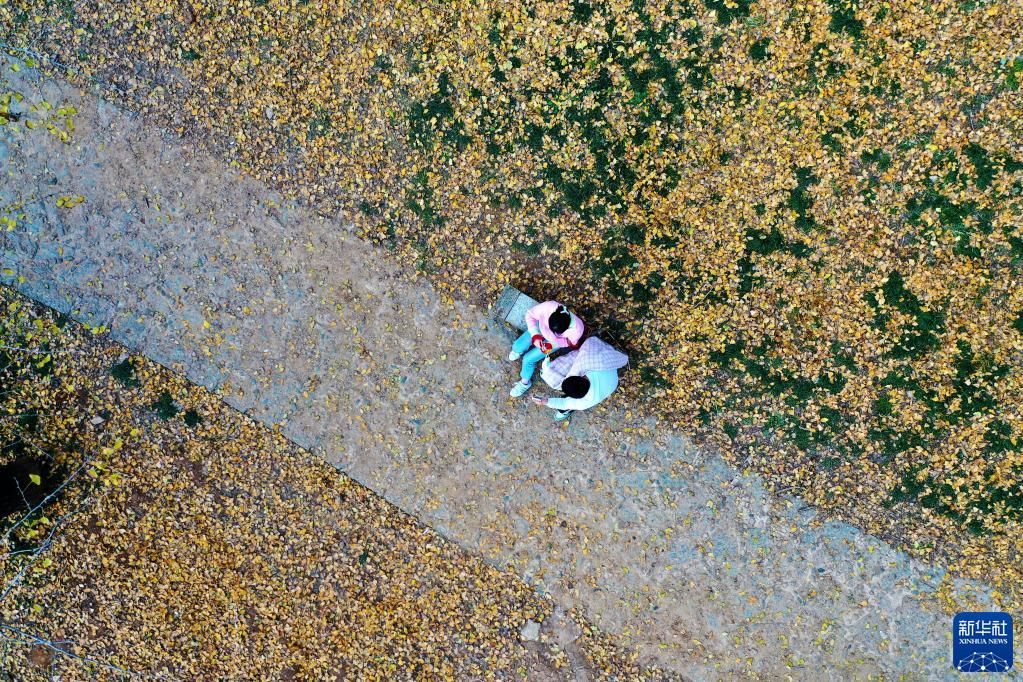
[788,167,818,232]
[702,0,752,24]
[50,0,76,22]
[407,72,470,150]
[948,340,1007,422]
[405,169,444,232]
[307,107,333,141]
[737,224,812,293]
[860,148,892,171]
[965,143,997,189]
[864,271,946,359]
[890,459,1023,535]
[874,392,893,416]
[151,392,179,420]
[1004,57,1023,90]
[749,38,771,61]
[110,358,140,387]
[827,0,864,38]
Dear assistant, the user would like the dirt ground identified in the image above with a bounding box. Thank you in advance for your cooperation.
[0,57,1010,680]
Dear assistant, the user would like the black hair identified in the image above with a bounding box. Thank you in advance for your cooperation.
[562,376,590,399]
[548,305,571,335]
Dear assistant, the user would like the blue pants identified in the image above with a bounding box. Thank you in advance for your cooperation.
[512,331,547,383]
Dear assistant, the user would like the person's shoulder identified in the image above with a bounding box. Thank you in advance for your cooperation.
[589,367,620,388]
[530,300,559,315]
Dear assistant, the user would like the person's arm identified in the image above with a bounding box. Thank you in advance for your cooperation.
[545,394,593,411]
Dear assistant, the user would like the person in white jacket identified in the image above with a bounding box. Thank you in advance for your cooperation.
[530,337,628,421]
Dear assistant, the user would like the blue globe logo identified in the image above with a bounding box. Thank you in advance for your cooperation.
[957,652,1012,673]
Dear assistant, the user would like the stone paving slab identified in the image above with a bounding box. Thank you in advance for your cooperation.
[0,61,1012,680]
[493,285,539,332]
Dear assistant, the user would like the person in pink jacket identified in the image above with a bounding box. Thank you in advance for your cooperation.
[508,301,584,397]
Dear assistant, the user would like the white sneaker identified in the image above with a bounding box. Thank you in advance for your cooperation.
[508,350,522,362]
[509,380,531,397]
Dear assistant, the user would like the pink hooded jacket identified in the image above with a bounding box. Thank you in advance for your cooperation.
[525,301,585,349]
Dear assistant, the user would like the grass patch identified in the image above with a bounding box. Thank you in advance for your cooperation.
[110,358,140,388]
[749,38,771,61]
[408,72,471,150]
[151,391,179,420]
[865,271,945,359]
[703,0,752,24]
[307,107,332,141]
[827,0,864,38]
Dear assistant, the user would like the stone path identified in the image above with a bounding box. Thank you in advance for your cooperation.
[1,59,1011,680]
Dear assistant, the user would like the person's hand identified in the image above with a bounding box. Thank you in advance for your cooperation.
[531,395,548,406]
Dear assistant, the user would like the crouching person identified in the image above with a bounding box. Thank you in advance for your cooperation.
[531,337,628,421]
[508,301,585,397]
